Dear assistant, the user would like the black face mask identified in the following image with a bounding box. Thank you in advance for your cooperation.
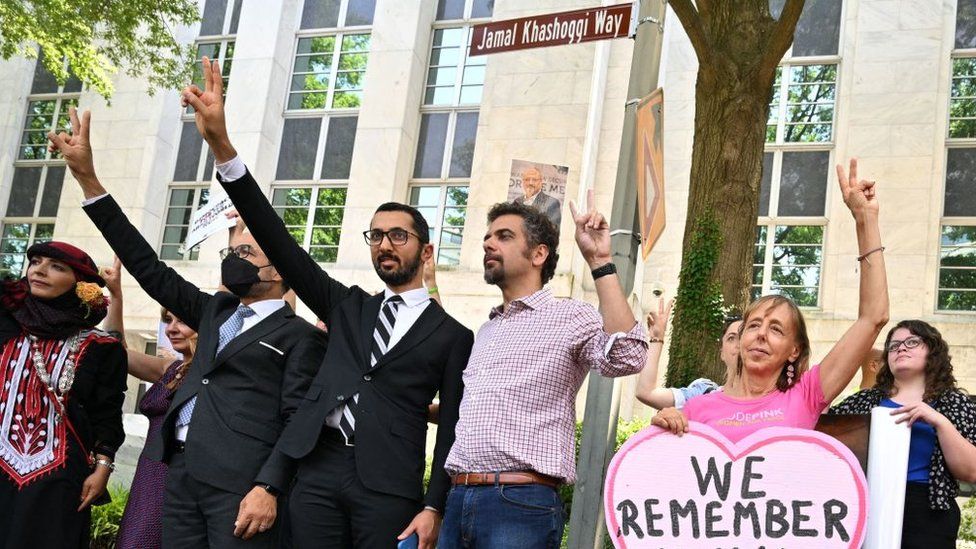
[221,254,268,298]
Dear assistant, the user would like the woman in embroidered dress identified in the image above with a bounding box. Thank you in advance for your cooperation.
[831,320,976,549]
[0,241,127,548]
[98,257,197,549]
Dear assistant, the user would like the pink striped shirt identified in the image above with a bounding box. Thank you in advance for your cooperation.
[445,289,647,482]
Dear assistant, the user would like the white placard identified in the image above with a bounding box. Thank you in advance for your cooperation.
[184,191,236,252]
[864,406,911,549]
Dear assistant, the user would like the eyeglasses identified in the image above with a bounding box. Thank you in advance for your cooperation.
[362,228,421,247]
[887,336,923,354]
[219,244,255,260]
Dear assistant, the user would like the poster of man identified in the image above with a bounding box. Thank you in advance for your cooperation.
[508,159,569,229]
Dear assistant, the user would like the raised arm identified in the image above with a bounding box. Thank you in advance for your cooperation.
[100,256,170,383]
[569,189,638,333]
[48,108,211,330]
[818,159,889,402]
[181,58,354,320]
[635,299,676,409]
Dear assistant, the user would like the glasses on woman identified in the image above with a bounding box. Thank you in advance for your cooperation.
[219,244,255,260]
[887,336,923,353]
[362,228,420,247]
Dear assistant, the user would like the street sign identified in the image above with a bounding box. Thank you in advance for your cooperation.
[469,3,634,57]
[635,88,665,259]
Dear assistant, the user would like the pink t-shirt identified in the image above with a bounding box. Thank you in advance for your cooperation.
[683,365,827,442]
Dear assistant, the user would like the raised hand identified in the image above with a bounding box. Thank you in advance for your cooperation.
[836,158,879,218]
[47,107,96,185]
[182,57,235,162]
[645,297,673,341]
[101,256,123,298]
[568,189,612,268]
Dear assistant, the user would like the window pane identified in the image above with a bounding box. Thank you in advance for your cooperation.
[7,168,41,217]
[784,64,836,143]
[436,0,465,21]
[414,113,450,178]
[200,0,228,35]
[39,167,65,217]
[945,148,976,216]
[939,225,976,311]
[317,187,348,206]
[471,0,495,18]
[228,0,243,33]
[950,58,976,139]
[791,0,841,57]
[30,55,60,94]
[957,0,976,49]
[759,152,773,216]
[174,122,204,181]
[301,0,341,29]
[445,185,469,207]
[777,151,829,216]
[276,118,322,181]
[345,0,376,26]
[409,186,441,207]
[321,116,358,179]
[449,112,479,178]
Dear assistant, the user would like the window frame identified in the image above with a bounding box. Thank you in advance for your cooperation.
[158,185,212,262]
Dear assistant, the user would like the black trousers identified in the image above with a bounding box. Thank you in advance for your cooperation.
[161,452,280,549]
[901,482,960,549]
[289,429,421,548]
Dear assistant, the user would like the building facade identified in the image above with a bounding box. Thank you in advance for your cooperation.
[0,0,973,418]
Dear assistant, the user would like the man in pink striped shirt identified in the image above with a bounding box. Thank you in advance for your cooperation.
[440,192,648,548]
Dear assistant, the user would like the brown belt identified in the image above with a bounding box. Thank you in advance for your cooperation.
[451,471,562,488]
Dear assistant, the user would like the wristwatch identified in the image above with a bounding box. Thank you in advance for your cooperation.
[591,262,617,280]
[259,484,280,497]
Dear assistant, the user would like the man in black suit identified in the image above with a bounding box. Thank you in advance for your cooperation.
[513,166,562,228]
[182,58,473,548]
[48,109,327,548]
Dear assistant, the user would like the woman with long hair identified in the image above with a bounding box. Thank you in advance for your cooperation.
[100,257,199,549]
[0,242,127,547]
[831,320,976,548]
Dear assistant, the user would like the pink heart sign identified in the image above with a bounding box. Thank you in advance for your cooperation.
[604,423,867,549]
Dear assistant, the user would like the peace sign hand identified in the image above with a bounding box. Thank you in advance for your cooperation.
[836,158,879,218]
[47,107,96,185]
[568,189,612,268]
[181,57,234,161]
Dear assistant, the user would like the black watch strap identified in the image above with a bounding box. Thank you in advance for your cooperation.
[591,262,617,280]
[259,483,280,497]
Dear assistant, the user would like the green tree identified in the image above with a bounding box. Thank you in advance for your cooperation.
[666,0,807,386]
[0,0,200,98]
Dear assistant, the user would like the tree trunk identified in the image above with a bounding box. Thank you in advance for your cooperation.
[665,1,804,386]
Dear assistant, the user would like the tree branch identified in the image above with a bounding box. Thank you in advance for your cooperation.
[760,0,805,71]
[669,0,714,69]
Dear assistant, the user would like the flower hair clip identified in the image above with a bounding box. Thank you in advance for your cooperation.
[75,282,107,317]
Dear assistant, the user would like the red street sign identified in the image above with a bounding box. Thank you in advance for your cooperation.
[469,3,634,57]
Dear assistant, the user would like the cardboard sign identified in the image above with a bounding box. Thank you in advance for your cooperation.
[469,3,633,56]
[604,423,867,549]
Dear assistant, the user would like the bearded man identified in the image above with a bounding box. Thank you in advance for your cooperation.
[181,58,473,549]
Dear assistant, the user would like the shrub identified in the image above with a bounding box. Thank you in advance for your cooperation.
[90,484,129,549]
[961,497,976,543]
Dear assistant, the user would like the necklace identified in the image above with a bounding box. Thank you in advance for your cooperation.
[27,333,83,404]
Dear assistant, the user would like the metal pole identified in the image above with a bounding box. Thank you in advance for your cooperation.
[566,1,667,547]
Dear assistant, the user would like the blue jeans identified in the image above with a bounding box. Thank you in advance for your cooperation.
[438,484,565,548]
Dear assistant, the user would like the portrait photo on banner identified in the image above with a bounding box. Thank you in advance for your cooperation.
[508,159,569,229]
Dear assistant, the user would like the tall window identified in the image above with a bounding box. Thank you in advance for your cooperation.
[161,0,240,261]
[271,0,375,260]
[755,0,842,306]
[1,54,79,277]
[409,0,491,265]
[940,1,976,311]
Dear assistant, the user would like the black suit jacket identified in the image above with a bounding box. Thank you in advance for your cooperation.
[219,169,473,511]
[515,191,562,228]
[83,196,328,495]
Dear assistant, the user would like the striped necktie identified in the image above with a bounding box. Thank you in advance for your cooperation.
[337,295,403,444]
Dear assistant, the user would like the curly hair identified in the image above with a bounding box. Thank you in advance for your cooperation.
[486,201,560,284]
[735,295,811,392]
[874,320,958,401]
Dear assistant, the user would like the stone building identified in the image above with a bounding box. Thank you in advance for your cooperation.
[0,0,973,433]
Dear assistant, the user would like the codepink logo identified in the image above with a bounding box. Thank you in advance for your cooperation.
[604,423,867,549]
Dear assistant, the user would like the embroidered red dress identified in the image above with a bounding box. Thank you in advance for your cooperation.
[0,329,127,548]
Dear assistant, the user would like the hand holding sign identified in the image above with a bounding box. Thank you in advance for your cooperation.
[604,423,867,549]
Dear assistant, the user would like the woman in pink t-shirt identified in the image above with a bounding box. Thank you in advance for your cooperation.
[652,159,890,442]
